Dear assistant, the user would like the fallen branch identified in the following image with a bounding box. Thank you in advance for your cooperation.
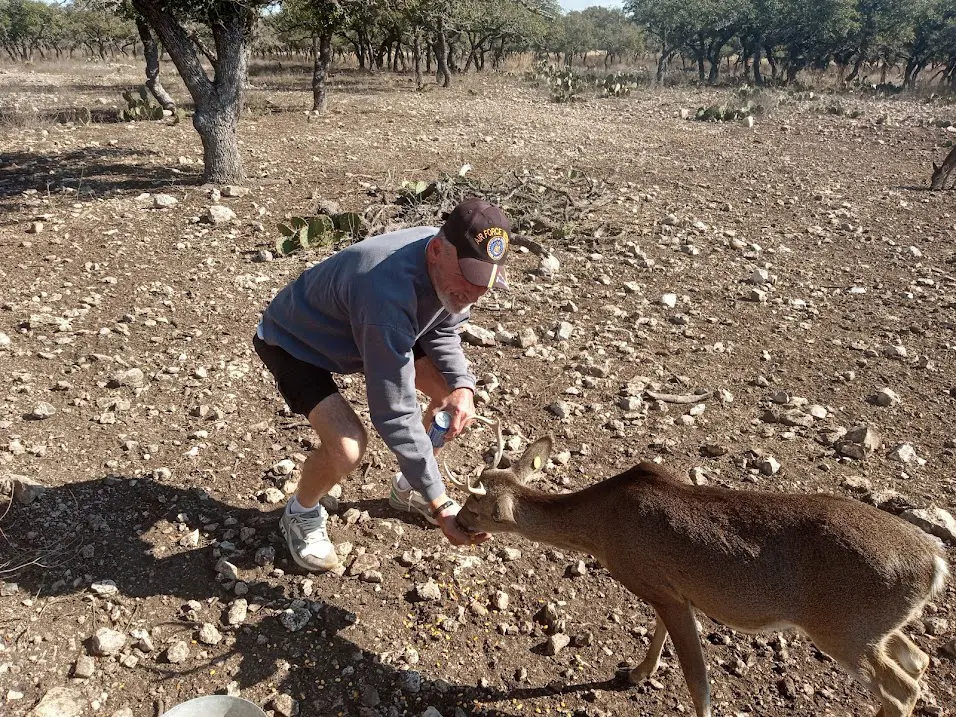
[645,390,712,404]
[511,234,548,256]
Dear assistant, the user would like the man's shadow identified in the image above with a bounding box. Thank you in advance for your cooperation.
[1,475,613,715]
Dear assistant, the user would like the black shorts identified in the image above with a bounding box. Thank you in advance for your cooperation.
[253,333,426,417]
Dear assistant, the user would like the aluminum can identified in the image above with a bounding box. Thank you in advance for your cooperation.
[427,410,452,448]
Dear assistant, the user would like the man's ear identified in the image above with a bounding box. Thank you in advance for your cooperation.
[511,436,553,484]
[492,494,515,524]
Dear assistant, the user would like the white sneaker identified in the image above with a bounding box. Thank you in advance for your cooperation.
[279,503,340,572]
[388,473,457,526]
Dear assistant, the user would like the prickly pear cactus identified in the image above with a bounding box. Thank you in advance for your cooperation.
[549,69,581,103]
[274,212,365,256]
[118,86,166,122]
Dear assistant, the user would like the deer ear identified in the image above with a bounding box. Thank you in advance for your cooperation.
[932,162,940,173]
[512,436,553,484]
[491,494,515,524]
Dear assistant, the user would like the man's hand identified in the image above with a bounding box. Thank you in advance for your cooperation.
[440,387,477,440]
[431,497,491,546]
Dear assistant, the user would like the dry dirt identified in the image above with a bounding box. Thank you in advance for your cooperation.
[0,60,955,717]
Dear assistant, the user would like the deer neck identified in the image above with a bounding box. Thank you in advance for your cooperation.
[511,487,603,557]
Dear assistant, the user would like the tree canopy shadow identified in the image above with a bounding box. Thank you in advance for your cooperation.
[0,146,200,208]
[0,475,587,717]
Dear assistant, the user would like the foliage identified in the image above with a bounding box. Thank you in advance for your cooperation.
[624,0,956,87]
[549,66,582,102]
[398,179,439,204]
[822,99,863,117]
[695,100,756,121]
[601,70,641,97]
[275,212,365,256]
[4,0,956,92]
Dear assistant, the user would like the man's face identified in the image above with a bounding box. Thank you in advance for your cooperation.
[431,238,489,314]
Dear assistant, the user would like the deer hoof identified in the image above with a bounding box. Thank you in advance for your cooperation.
[627,663,657,684]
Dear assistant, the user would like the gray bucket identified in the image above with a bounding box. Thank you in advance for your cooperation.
[160,695,267,717]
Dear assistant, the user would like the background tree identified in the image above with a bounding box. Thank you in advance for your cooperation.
[272,0,348,112]
[581,6,643,68]
[625,0,694,83]
[0,0,57,61]
[125,0,270,183]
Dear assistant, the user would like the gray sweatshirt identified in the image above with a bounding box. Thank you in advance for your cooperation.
[258,226,476,502]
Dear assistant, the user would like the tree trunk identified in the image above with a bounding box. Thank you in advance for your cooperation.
[132,0,251,184]
[435,18,450,87]
[136,17,176,110]
[492,37,505,70]
[311,31,332,112]
[446,37,458,75]
[753,48,762,85]
[413,32,424,90]
[764,45,777,81]
[351,40,365,69]
[656,49,669,84]
[846,52,866,83]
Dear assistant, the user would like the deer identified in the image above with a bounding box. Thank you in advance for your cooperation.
[931,145,956,190]
[448,422,949,717]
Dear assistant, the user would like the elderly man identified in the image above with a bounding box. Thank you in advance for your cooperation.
[253,198,509,572]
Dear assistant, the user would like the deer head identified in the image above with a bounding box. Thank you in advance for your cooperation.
[931,161,945,190]
[447,422,552,534]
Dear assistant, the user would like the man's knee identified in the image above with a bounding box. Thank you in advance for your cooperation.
[308,396,368,473]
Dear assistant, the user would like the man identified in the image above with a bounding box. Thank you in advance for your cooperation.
[253,198,509,572]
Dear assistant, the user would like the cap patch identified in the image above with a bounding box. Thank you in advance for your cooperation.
[474,226,509,260]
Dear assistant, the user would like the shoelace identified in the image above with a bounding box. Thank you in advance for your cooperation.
[393,483,420,513]
[294,511,328,543]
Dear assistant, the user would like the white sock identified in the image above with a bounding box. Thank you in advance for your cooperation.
[288,496,319,514]
[395,472,412,491]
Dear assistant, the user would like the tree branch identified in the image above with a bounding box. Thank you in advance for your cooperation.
[189,29,218,66]
[131,0,213,99]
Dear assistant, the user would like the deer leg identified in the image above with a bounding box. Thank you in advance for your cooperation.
[655,601,711,717]
[809,633,919,717]
[865,642,921,717]
[885,631,929,680]
[628,613,668,684]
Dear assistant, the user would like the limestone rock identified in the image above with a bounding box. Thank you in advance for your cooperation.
[205,205,237,224]
[900,507,956,542]
[90,628,126,656]
[28,687,84,717]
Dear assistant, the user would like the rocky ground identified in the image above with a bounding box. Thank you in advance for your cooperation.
[0,60,955,717]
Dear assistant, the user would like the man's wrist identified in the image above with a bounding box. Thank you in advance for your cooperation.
[430,498,455,518]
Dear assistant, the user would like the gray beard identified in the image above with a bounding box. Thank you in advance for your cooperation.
[436,287,472,315]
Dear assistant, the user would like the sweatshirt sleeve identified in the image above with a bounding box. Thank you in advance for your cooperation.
[416,312,477,392]
[353,321,447,502]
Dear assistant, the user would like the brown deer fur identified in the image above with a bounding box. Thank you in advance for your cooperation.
[455,437,949,717]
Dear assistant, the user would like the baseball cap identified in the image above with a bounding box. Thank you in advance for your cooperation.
[440,198,511,290]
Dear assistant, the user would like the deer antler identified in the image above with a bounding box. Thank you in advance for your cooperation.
[439,415,503,496]
[442,459,467,488]
[471,415,504,469]
[442,459,486,496]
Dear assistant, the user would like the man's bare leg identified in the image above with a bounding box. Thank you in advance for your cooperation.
[295,393,368,509]
[280,393,367,572]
